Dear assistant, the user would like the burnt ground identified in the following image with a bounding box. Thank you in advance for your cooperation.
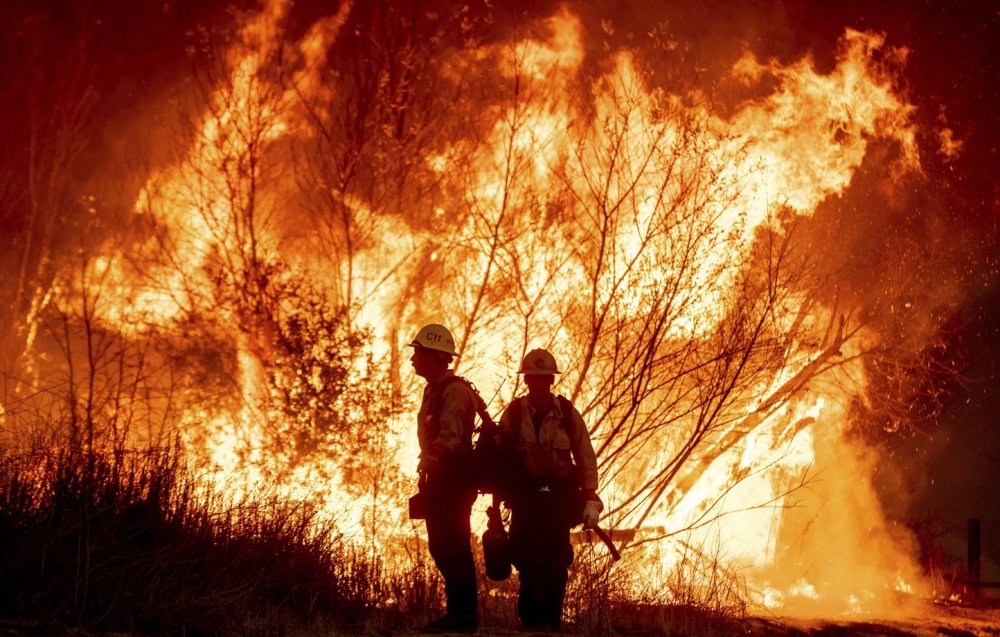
[747,601,1000,637]
[0,602,997,636]
[375,602,1000,636]
[367,601,1000,636]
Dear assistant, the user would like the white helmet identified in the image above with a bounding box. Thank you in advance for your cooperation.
[408,323,460,356]
[518,348,561,375]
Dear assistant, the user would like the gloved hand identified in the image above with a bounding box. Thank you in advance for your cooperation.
[582,498,604,529]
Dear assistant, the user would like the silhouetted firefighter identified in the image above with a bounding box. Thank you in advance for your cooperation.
[407,323,480,634]
[498,348,603,632]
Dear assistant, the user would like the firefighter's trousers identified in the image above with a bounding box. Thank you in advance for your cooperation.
[425,477,479,616]
[509,483,575,630]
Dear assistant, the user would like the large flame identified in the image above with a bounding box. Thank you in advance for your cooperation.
[37,1,946,619]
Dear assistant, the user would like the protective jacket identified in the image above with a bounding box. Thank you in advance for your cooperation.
[417,370,478,466]
[498,395,598,491]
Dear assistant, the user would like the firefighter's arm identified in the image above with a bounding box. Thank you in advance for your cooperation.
[497,402,517,443]
[568,406,599,493]
[568,404,603,528]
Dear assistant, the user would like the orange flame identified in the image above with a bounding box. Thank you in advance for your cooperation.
[61,4,939,619]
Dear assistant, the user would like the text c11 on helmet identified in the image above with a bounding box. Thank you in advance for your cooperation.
[408,323,460,357]
[518,348,561,375]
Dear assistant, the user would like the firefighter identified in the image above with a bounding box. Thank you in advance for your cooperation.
[408,323,479,634]
[499,348,603,632]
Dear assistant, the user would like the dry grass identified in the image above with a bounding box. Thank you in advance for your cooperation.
[0,438,351,634]
[0,434,751,636]
[560,538,749,636]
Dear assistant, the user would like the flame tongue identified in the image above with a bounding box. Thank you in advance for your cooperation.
[55,3,939,617]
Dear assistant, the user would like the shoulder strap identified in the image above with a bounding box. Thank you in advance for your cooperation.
[556,395,573,431]
[430,375,459,419]
[514,395,573,437]
[556,395,580,447]
[430,375,496,441]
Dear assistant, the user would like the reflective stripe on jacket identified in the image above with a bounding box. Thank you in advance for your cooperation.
[499,395,598,491]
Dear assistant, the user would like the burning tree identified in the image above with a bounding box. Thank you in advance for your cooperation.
[396,17,936,614]
[0,0,984,623]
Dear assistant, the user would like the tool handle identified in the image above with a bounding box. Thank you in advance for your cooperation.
[592,525,621,561]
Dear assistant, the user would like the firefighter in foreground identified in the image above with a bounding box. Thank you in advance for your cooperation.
[499,348,603,632]
[408,324,479,634]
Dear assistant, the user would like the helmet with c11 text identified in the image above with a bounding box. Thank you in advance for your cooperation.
[407,323,460,356]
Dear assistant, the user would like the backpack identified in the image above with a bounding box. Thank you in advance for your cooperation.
[427,375,512,494]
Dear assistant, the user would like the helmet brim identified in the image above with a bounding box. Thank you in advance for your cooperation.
[407,341,460,357]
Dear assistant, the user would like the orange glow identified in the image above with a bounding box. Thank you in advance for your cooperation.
[48,3,946,620]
